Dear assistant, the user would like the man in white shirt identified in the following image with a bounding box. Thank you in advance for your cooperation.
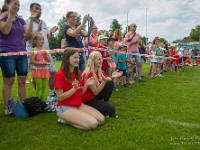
[26,3,58,96]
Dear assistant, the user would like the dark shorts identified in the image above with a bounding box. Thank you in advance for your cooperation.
[118,69,127,76]
[151,62,157,64]
[1,55,28,78]
[191,56,197,60]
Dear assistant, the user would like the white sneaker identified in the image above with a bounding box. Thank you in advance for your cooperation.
[26,80,30,84]
[157,74,164,77]
[4,106,13,116]
[58,118,66,124]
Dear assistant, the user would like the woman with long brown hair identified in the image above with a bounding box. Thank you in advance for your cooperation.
[113,29,124,46]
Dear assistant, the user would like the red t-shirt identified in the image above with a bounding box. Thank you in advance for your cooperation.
[97,44,109,70]
[196,59,200,65]
[54,70,82,107]
[184,59,191,65]
[81,71,108,102]
[171,50,180,63]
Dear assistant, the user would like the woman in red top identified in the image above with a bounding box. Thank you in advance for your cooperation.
[81,51,115,116]
[54,48,104,130]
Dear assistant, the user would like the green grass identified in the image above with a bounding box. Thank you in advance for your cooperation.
[0,62,200,150]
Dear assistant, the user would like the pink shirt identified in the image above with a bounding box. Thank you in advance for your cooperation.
[90,35,97,46]
[125,32,140,53]
[114,41,123,46]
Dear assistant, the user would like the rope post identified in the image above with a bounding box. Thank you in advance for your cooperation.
[87,14,91,56]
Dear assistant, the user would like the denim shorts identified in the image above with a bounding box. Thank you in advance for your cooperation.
[48,54,56,72]
[1,55,28,78]
[56,105,77,117]
[79,52,87,72]
[127,52,142,64]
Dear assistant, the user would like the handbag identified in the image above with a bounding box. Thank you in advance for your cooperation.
[10,98,29,118]
[127,32,136,42]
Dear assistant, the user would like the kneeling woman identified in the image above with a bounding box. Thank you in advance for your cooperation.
[81,51,116,116]
[55,48,104,130]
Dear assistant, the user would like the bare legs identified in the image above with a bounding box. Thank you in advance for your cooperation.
[60,104,104,130]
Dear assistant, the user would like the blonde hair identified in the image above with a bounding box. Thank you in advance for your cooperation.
[32,33,44,48]
[83,51,103,82]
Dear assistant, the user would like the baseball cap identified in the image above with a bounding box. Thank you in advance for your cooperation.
[98,35,108,41]
[118,45,123,50]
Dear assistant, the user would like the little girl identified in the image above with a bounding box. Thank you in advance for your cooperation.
[30,33,50,101]
[97,35,111,75]
[171,46,180,72]
[155,43,164,77]
[150,46,157,78]
[107,37,118,77]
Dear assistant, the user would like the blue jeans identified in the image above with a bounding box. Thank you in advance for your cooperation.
[1,55,28,78]
[127,52,142,64]
[79,52,87,72]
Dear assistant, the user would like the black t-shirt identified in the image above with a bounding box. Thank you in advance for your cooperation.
[139,46,146,54]
[64,25,84,48]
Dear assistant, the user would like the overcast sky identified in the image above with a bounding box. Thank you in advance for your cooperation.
[1,0,200,43]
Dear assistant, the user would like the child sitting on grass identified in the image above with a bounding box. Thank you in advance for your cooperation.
[184,57,193,66]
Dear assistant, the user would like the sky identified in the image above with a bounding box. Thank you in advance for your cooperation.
[1,0,200,43]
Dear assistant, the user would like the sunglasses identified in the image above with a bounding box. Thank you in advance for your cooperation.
[93,28,98,30]
[69,16,76,18]
[133,26,137,27]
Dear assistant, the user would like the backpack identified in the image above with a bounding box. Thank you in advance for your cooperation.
[10,98,29,118]
[24,97,47,116]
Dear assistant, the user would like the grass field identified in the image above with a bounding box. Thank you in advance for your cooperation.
[0,62,200,150]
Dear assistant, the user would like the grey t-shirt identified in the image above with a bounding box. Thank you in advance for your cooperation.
[25,19,50,51]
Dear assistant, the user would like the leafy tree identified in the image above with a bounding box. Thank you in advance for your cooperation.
[172,39,182,43]
[55,16,66,48]
[17,14,22,18]
[141,36,148,45]
[123,25,130,37]
[109,19,122,33]
[159,38,166,42]
[190,25,200,41]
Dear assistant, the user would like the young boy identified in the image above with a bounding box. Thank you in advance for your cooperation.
[117,46,129,88]
[97,35,111,75]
